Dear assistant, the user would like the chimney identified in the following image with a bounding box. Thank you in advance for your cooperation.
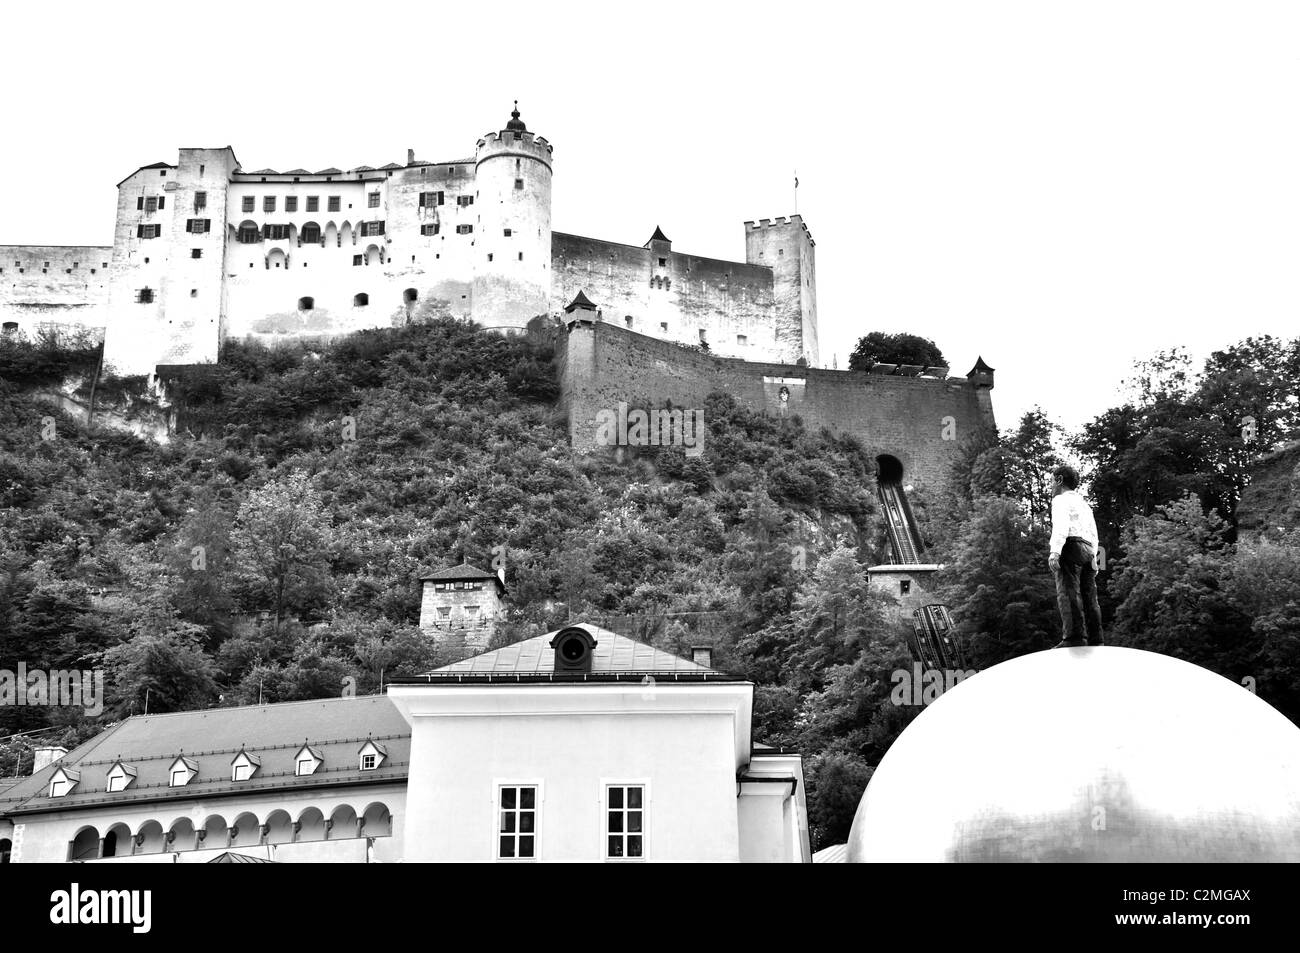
[407,148,415,165]
[691,646,713,669]
[33,746,68,772]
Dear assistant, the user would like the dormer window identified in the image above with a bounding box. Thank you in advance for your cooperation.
[231,750,261,782]
[358,740,387,771]
[105,762,137,793]
[168,756,198,788]
[49,766,80,798]
[294,744,323,777]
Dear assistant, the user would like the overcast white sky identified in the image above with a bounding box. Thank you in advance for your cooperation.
[4,1,1297,435]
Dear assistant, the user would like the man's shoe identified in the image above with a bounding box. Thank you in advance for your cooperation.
[1053,638,1087,649]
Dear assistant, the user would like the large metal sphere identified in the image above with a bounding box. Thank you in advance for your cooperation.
[847,646,1300,861]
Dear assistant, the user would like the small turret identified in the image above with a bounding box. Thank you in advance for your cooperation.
[966,356,995,389]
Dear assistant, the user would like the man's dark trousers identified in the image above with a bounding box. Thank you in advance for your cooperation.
[1054,536,1103,644]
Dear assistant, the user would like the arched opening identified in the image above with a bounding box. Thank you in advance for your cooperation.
[237,220,260,244]
[69,826,100,861]
[103,823,131,858]
[330,804,358,839]
[876,454,904,484]
[353,293,369,307]
[0,837,10,863]
[361,802,392,838]
[297,807,326,842]
[339,221,353,246]
[264,809,293,845]
[168,818,196,852]
[266,248,287,270]
[403,287,418,304]
[229,812,259,847]
[364,244,382,266]
[324,222,338,247]
[301,221,321,245]
[202,815,229,851]
[135,820,164,854]
[298,296,314,311]
[1,321,18,334]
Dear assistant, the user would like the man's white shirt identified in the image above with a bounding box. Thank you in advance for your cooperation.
[1049,490,1099,557]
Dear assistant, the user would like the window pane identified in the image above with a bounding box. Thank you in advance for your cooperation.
[520,811,535,834]
[501,788,516,809]
[628,812,642,833]
[501,812,516,834]
[499,836,515,858]
[519,835,534,858]
[609,787,623,809]
[520,787,535,809]
[608,836,623,857]
[628,787,643,809]
[628,835,643,857]
[608,811,623,833]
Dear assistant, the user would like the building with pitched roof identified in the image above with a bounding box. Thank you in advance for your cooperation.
[417,562,506,654]
[0,624,808,863]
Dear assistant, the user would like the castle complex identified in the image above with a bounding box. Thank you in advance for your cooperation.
[1,105,818,375]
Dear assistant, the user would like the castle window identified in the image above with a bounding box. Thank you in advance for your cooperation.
[625,316,633,328]
[660,322,668,333]
[456,225,473,235]
[190,289,197,297]
[264,224,291,241]
[353,254,363,266]
[418,191,445,207]
[403,288,418,304]
[514,178,524,190]
[2,322,18,333]
[159,169,166,176]
[136,288,154,304]
[698,329,707,344]
[145,196,158,214]
[353,293,369,306]
[307,196,320,212]
[900,580,911,595]
[497,785,537,860]
[299,296,314,311]
[658,257,666,266]
[737,334,747,346]
[328,196,341,212]
[241,196,255,213]
[360,221,385,237]
[518,252,523,261]
[136,224,161,239]
[237,222,260,244]
[191,249,202,259]
[264,196,277,213]
[778,248,784,256]
[421,224,440,236]
[488,254,493,262]
[456,195,474,207]
[368,191,381,208]
[301,222,321,244]
[286,196,299,213]
[503,229,512,237]
[186,218,210,233]
[194,191,207,211]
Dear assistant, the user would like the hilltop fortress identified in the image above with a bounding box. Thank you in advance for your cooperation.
[1,104,995,490]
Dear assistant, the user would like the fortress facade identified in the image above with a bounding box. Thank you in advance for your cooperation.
[1,106,818,376]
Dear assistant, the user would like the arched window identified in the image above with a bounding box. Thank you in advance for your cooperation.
[301,221,321,244]
[353,293,369,307]
[298,296,314,311]
[0,837,11,863]
[237,221,260,244]
[403,288,418,304]
[1,321,18,334]
[625,316,633,328]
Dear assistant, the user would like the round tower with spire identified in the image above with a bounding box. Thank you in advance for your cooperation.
[471,102,554,333]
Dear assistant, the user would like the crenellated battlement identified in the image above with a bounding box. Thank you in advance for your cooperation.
[744,215,815,247]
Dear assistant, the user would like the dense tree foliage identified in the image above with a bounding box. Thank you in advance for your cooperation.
[848,331,946,371]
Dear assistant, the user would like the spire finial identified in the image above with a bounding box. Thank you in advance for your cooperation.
[506,101,527,133]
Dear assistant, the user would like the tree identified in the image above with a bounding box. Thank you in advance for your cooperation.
[805,752,873,851]
[102,623,218,716]
[848,332,946,371]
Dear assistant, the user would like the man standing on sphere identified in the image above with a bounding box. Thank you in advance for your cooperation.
[1048,464,1104,648]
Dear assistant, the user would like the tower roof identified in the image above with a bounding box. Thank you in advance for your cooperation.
[648,226,671,244]
[564,290,597,313]
[967,356,995,375]
[505,100,527,133]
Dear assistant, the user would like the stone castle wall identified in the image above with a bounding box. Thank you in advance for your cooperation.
[0,245,112,340]
[559,319,995,490]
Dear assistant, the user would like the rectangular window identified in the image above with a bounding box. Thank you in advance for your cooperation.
[158,196,165,209]
[514,178,524,190]
[456,195,474,207]
[107,775,127,793]
[136,197,144,210]
[368,191,381,208]
[353,254,363,266]
[136,288,154,304]
[186,218,210,233]
[194,191,207,211]
[264,224,291,240]
[264,196,277,213]
[360,221,385,237]
[606,785,644,859]
[306,195,320,212]
[136,224,161,239]
[498,785,537,860]
[503,228,512,237]
[145,196,158,214]
[361,754,377,770]
[418,190,446,207]
[658,257,667,266]
[191,248,202,259]
[328,196,341,212]
[285,196,298,213]
[242,196,255,213]
[421,224,440,236]
[456,224,473,235]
